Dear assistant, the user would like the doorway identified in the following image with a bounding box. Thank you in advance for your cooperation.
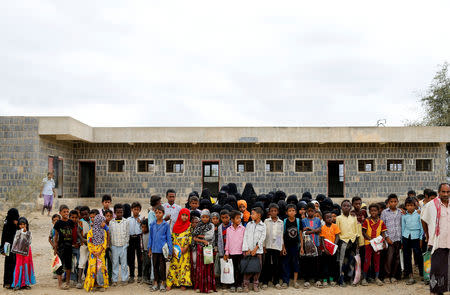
[79,161,95,198]
[48,156,64,198]
[202,161,220,197]
[328,160,344,198]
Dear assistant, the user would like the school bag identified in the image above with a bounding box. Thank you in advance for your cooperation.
[283,218,301,244]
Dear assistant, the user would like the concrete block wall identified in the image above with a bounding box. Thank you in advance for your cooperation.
[73,142,447,200]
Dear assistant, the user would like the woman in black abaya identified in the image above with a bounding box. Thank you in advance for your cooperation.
[1,208,19,289]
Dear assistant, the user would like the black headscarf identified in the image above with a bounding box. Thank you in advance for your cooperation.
[226,195,238,210]
[274,191,287,203]
[286,194,298,205]
[277,200,287,221]
[222,204,233,212]
[217,191,228,206]
[123,203,131,219]
[227,183,239,196]
[1,208,19,249]
[200,188,212,201]
[220,185,230,194]
[301,192,312,202]
[211,203,222,214]
[199,198,212,211]
[242,183,256,202]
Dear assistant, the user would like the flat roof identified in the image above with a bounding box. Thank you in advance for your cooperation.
[35,116,450,144]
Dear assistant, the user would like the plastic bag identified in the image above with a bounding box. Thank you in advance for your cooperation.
[369,235,385,252]
[423,251,431,281]
[51,254,62,272]
[220,258,234,284]
[352,254,361,285]
[203,245,214,264]
[302,233,318,257]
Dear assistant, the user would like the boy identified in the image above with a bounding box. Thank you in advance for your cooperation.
[141,219,151,285]
[242,207,266,292]
[69,210,81,284]
[336,200,359,287]
[262,203,283,290]
[40,171,56,215]
[163,189,181,231]
[148,194,161,226]
[224,210,245,292]
[401,197,424,285]
[110,203,129,286]
[127,202,143,283]
[148,205,172,292]
[217,210,231,258]
[49,214,61,279]
[351,196,367,272]
[189,196,201,214]
[380,194,402,284]
[361,203,387,286]
[320,211,340,287]
[104,209,113,284]
[281,204,303,289]
[301,203,322,288]
[76,206,90,288]
[53,205,74,290]
[99,194,115,218]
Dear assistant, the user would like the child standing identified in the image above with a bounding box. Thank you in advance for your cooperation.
[141,219,151,285]
[48,214,61,280]
[242,207,266,292]
[189,196,201,214]
[99,194,115,218]
[336,200,359,287]
[237,200,250,226]
[148,205,173,292]
[84,215,109,292]
[127,202,143,283]
[320,211,340,287]
[192,209,216,293]
[110,203,129,286]
[167,208,192,291]
[76,206,90,289]
[11,217,35,290]
[301,203,322,288]
[54,205,74,290]
[281,204,302,289]
[223,210,245,292]
[217,210,231,259]
[380,194,402,284]
[69,210,81,284]
[262,203,283,290]
[148,194,162,226]
[163,189,181,231]
[401,197,424,285]
[361,204,387,286]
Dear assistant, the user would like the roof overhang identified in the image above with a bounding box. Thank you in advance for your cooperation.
[37,116,450,144]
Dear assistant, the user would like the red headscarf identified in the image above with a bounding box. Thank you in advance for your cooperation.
[172,208,191,234]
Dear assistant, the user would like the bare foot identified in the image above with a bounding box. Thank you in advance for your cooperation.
[181,286,186,291]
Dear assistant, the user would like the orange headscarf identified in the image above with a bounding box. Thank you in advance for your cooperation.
[237,200,250,222]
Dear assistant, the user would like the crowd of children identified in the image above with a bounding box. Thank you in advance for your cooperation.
[0,184,441,292]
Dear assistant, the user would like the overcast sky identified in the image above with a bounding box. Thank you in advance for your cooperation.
[1,1,449,127]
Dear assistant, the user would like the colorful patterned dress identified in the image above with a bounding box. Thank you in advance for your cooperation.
[167,227,192,287]
[84,229,109,292]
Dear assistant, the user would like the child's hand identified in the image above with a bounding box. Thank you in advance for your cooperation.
[281,248,287,256]
[250,249,257,256]
[386,237,393,245]
[300,248,304,256]
[203,241,209,246]
[148,250,152,257]
[223,255,228,261]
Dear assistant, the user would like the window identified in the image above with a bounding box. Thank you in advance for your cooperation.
[295,160,313,172]
[237,160,254,172]
[358,160,375,172]
[416,159,432,171]
[108,160,124,173]
[137,160,155,173]
[265,160,283,172]
[166,160,184,173]
[387,159,403,171]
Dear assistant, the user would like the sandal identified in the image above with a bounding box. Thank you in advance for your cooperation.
[315,281,323,288]
[60,283,70,290]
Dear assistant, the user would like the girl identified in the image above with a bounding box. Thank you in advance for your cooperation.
[84,215,109,292]
[167,208,192,291]
[192,209,216,293]
[11,217,36,290]
[1,208,19,289]
[237,200,250,226]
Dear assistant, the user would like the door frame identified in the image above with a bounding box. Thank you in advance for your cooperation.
[327,160,345,198]
[78,160,96,198]
[201,160,221,193]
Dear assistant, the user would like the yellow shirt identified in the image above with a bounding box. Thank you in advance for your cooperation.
[336,214,359,243]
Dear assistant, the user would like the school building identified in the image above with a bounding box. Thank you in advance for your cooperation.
[0,116,449,201]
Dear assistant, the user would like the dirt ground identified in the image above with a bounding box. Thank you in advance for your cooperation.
[1,211,431,295]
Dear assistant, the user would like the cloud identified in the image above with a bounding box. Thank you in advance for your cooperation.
[0,0,449,127]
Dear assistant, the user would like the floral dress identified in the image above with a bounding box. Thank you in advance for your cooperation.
[84,229,109,292]
[167,227,192,287]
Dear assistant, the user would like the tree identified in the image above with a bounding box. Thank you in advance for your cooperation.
[407,62,450,177]
[420,62,450,126]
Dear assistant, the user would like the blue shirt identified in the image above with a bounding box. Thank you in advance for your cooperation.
[301,217,322,246]
[127,215,143,235]
[148,220,173,255]
[401,211,423,240]
[148,210,156,226]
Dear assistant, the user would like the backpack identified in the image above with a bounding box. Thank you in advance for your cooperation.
[283,218,301,243]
